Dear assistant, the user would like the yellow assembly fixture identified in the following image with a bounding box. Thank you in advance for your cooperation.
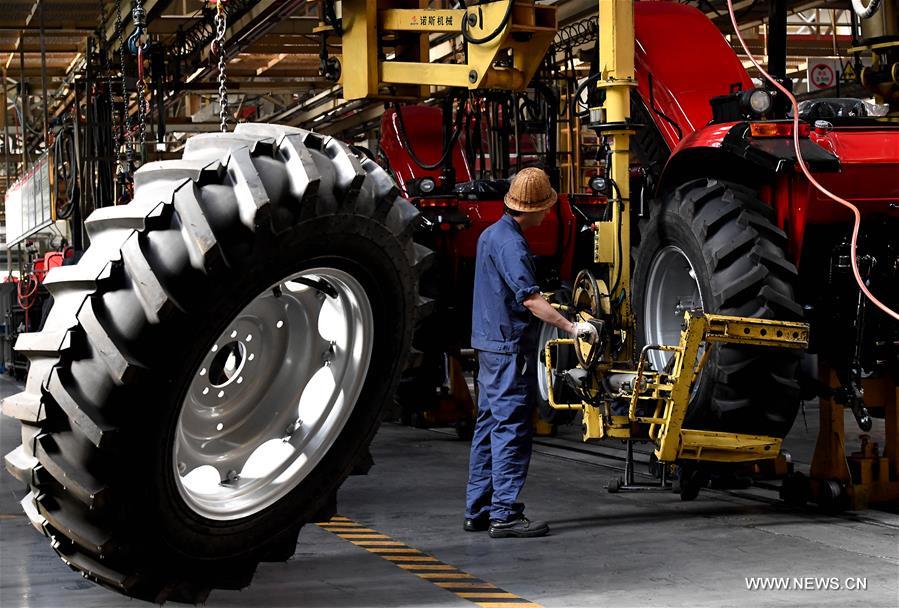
[544,308,809,465]
[341,0,557,100]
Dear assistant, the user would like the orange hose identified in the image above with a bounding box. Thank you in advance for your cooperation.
[17,273,39,330]
[726,0,899,322]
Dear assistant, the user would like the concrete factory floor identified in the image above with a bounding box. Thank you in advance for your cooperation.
[1,374,898,607]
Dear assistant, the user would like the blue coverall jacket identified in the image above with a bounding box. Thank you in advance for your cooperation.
[466,213,541,522]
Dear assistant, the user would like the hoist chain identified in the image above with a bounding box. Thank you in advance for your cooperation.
[214,0,228,132]
[136,49,147,149]
[113,0,126,172]
[133,0,148,148]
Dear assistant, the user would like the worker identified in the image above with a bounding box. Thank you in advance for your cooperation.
[465,167,597,538]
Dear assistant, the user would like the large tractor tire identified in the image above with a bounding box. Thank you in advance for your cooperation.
[632,178,802,437]
[1,124,432,602]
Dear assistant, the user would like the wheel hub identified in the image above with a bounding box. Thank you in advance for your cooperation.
[173,267,374,521]
[643,245,705,374]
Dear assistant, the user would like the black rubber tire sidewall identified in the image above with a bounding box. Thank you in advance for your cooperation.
[131,216,412,563]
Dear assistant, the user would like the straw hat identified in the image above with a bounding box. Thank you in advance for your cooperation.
[504,167,558,213]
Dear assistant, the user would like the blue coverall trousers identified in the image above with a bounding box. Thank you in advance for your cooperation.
[465,348,537,522]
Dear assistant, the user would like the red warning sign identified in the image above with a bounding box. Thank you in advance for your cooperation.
[809,63,836,90]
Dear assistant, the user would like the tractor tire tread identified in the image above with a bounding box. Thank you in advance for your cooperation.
[2,124,426,602]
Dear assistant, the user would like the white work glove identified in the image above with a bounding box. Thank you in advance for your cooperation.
[570,321,598,344]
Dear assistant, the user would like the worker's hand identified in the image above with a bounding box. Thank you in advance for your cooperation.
[570,321,598,344]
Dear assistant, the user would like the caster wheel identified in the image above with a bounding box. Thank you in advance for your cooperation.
[816,479,848,513]
[607,478,622,493]
[679,466,704,501]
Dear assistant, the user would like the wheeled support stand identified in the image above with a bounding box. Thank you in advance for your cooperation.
[804,367,899,511]
[607,440,672,493]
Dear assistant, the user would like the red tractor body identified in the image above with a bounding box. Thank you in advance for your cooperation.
[379,104,585,280]
[379,0,897,441]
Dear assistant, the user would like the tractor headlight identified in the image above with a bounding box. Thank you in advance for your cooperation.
[418,177,436,194]
[743,89,773,116]
[589,175,609,194]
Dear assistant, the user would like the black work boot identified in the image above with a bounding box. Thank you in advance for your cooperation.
[463,513,490,532]
[488,516,549,538]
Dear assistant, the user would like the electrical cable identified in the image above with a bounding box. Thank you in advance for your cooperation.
[52,117,80,220]
[14,99,43,137]
[461,0,514,45]
[608,178,624,296]
[394,99,465,171]
[570,73,601,123]
[647,72,683,140]
[726,0,899,322]
[17,272,39,332]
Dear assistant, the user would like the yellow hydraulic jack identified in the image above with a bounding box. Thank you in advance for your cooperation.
[544,306,809,496]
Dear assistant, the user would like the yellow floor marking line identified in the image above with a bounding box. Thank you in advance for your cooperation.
[352,541,406,546]
[318,516,541,608]
[458,592,520,598]
[474,604,541,608]
[435,582,498,589]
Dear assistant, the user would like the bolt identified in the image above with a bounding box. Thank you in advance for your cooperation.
[177,462,187,474]
[468,70,478,84]
[223,469,239,484]
[466,12,478,26]
[322,341,337,366]
[285,419,303,437]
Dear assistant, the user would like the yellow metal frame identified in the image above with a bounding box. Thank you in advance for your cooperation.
[594,0,636,361]
[341,0,556,100]
[544,311,809,464]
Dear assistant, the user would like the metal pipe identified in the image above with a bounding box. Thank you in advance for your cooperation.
[543,338,586,410]
[38,0,49,147]
[767,0,788,82]
[71,82,83,251]
[3,70,11,277]
[18,42,28,171]
[3,70,10,186]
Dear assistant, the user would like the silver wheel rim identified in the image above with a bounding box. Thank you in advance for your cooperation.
[173,267,374,521]
[536,321,561,401]
[644,246,704,374]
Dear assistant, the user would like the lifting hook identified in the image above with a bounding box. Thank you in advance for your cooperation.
[127,2,148,55]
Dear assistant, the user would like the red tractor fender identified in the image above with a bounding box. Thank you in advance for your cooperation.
[657,122,840,194]
[655,121,899,265]
[655,121,841,264]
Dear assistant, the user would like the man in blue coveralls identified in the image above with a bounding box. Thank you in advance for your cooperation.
[465,167,597,538]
